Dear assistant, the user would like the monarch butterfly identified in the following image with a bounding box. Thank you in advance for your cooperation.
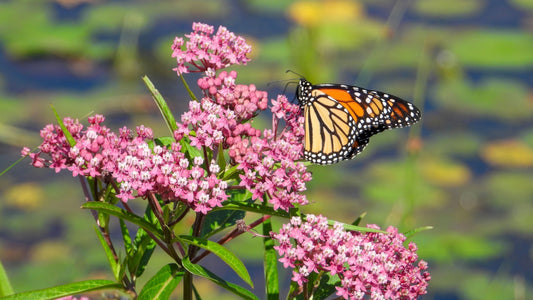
[296,78,421,165]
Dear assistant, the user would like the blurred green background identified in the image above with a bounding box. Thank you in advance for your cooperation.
[1,0,533,299]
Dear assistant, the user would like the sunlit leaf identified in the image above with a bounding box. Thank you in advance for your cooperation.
[0,280,122,300]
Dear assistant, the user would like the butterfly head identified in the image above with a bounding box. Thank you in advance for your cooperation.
[296,78,312,106]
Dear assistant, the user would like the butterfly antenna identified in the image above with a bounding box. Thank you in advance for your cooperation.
[285,69,306,79]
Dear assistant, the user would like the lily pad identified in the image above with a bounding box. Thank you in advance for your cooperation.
[481,139,533,168]
[448,30,533,68]
[413,0,483,17]
[434,78,533,121]
[509,0,533,11]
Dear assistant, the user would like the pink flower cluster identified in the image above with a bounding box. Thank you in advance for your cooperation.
[22,115,228,213]
[198,71,268,120]
[272,215,431,299]
[172,22,252,75]
[229,95,311,211]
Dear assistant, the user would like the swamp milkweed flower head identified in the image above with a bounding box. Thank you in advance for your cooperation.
[23,23,311,213]
[271,214,431,299]
[172,22,252,75]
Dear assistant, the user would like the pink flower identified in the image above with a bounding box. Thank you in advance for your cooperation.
[171,22,251,76]
[271,215,431,299]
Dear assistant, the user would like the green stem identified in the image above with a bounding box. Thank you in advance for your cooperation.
[183,271,193,300]
[180,75,197,101]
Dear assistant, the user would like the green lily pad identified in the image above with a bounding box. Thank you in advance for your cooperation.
[509,0,533,11]
[413,0,483,17]
[449,30,533,68]
[434,78,532,121]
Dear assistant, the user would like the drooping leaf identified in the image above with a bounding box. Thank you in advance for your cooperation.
[137,264,184,300]
[94,226,121,281]
[0,280,121,300]
[181,257,258,300]
[143,75,177,133]
[176,235,253,287]
[130,229,157,278]
[82,202,164,240]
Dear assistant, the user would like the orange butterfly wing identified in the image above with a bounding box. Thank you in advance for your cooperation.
[297,79,421,165]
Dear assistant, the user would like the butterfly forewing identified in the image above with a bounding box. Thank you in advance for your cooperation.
[296,79,421,165]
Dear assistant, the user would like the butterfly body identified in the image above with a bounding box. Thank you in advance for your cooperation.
[296,79,421,165]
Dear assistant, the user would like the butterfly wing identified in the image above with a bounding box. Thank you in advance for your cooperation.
[297,79,421,165]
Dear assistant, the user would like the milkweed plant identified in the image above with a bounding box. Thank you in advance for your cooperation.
[8,22,430,300]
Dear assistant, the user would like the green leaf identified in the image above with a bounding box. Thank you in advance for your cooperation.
[182,139,203,158]
[120,219,133,257]
[215,201,290,219]
[94,226,121,281]
[143,75,177,134]
[131,229,157,278]
[50,104,76,147]
[181,257,258,300]
[449,30,533,68]
[0,259,14,296]
[301,272,339,300]
[262,219,279,300]
[82,202,164,240]
[153,136,176,148]
[200,208,245,237]
[138,264,184,300]
[176,236,253,287]
[405,226,434,239]
[217,143,226,174]
[0,280,121,300]
[333,221,387,234]
[351,212,367,226]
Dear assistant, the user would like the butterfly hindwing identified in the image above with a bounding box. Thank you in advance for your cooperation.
[296,79,421,165]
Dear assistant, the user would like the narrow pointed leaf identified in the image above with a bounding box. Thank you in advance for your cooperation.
[262,218,279,300]
[119,219,133,257]
[138,264,184,300]
[142,75,177,133]
[0,259,14,296]
[131,229,156,278]
[51,105,76,147]
[82,202,163,240]
[182,257,258,300]
[0,280,121,300]
[405,226,434,239]
[351,212,367,226]
[214,202,290,218]
[177,235,253,287]
[94,226,121,281]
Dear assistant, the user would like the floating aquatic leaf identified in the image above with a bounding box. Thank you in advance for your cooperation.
[413,0,483,17]
[449,30,533,68]
[481,139,533,168]
[420,157,472,187]
[434,78,533,121]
